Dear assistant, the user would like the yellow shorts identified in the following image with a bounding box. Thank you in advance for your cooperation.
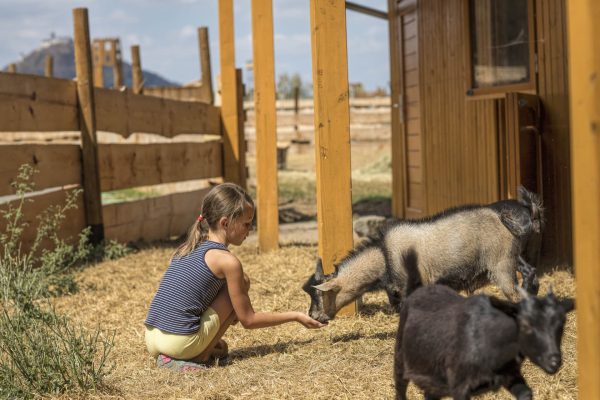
[145,307,220,360]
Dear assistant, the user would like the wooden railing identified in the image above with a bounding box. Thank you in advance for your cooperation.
[0,9,244,248]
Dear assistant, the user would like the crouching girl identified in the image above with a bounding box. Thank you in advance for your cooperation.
[144,183,325,371]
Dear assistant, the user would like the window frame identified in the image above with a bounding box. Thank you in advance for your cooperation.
[464,0,537,98]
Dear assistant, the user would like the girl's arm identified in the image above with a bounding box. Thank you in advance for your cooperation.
[218,253,325,329]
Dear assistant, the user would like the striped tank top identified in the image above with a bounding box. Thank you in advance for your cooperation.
[145,240,228,334]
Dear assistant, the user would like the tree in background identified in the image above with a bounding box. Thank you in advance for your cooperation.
[276,72,312,99]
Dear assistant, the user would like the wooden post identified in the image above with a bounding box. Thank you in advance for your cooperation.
[131,45,143,94]
[567,1,600,398]
[293,85,301,141]
[387,0,405,218]
[309,0,355,315]
[198,27,214,104]
[251,0,279,252]
[219,0,245,187]
[7,64,16,73]
[111,41,123,88]
[73,8,104,244]
[44,55,54,77]
[236,68,248,189]
[93,40,105,87]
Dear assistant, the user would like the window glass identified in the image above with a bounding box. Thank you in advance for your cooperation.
[469,0,531,89]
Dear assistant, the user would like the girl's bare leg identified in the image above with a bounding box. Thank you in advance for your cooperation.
[192,273,250,363]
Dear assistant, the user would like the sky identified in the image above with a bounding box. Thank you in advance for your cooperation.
[0,0,390,92]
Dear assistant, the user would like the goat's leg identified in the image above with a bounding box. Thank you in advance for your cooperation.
[517,256,539,295]
[393,352,409,400]
[491,260,519,301]
[394,308,409,400]
[386,287,402,312]
[501,362,532,400]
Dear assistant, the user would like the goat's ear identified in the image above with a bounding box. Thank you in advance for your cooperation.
[314,257,325,281]
[560,298,575,313]
[313,280,340,293]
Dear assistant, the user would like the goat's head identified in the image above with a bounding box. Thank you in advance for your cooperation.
[516,286,574,374]
[517,185,546,234]
[302,258,340,323]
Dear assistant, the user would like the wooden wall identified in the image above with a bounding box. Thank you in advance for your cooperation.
[416,0,571,266]
[418,0,499,212]
[534,0,572,265]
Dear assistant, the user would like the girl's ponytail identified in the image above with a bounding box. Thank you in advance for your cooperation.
[172,183,254,259]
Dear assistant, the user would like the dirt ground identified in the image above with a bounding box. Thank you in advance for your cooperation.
[51,136,577,399]
[51,240,577,400]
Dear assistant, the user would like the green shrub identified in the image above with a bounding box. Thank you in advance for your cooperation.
[0,164,118,398]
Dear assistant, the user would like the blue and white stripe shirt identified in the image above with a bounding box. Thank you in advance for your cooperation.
[145,240,228,334]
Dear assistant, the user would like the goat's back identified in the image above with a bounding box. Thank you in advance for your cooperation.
[384,207,517,287]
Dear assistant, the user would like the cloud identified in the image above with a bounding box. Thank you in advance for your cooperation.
[110,9,138,23]
[179,25,196,38]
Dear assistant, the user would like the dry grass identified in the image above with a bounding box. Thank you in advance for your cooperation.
[51,242,577,400]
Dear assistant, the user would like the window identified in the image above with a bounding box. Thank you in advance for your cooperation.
[467,0,535,96]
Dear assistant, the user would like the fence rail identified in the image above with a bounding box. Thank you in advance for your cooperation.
[0,71,235,247]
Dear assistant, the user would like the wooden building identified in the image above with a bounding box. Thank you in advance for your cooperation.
[388,0,572,267]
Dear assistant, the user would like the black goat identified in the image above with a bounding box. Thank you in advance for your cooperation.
[394,249,574,400]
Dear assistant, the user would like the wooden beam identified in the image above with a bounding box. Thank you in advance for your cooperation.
[198,27,214,104]
[310,0,355,316]
[0,74,79,132]
[73,7,104,244]
[0,144,82,196]
[567,1,600,398]
[110,40,123,88]
[98,141,223,191]
[345,1,388,20]
[218,0,245,187]
[251,0,279,252]
[94,88,222,138]
[131,45,143,94]
[44,55,54,77]
[387,0,405,218]
[93,40,104,88]
[103,187,211,243]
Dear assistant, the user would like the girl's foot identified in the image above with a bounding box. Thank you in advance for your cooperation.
[212,339,229,359]
[156,354,208,373]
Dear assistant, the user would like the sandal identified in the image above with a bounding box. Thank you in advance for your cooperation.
[156,354,209,373]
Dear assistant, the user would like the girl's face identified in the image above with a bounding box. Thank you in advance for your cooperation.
[225,206,255,246]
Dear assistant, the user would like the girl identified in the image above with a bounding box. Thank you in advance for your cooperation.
[144,183,325,371]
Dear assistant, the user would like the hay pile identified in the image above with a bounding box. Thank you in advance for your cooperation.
[52,242,577,399]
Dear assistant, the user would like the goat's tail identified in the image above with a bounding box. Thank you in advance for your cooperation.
[403,247,422,297]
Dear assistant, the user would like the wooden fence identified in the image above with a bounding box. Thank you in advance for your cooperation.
[0,9,244,247]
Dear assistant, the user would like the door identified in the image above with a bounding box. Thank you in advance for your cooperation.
[502,92,543,199]
[394,0,424,219]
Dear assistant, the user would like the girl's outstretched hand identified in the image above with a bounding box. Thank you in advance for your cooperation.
[297,312,327,329]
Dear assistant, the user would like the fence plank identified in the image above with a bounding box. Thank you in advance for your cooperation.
[0,187,86,250]
[0,144,82,196]
[0,74,79,132]
[95,88,221,138]
[98,140,223,191]
[103,187,211,243]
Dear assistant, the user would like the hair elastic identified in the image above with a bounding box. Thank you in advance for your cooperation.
[197,215,204,222]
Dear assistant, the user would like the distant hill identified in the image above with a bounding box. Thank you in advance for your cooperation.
[2,36,178,87]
